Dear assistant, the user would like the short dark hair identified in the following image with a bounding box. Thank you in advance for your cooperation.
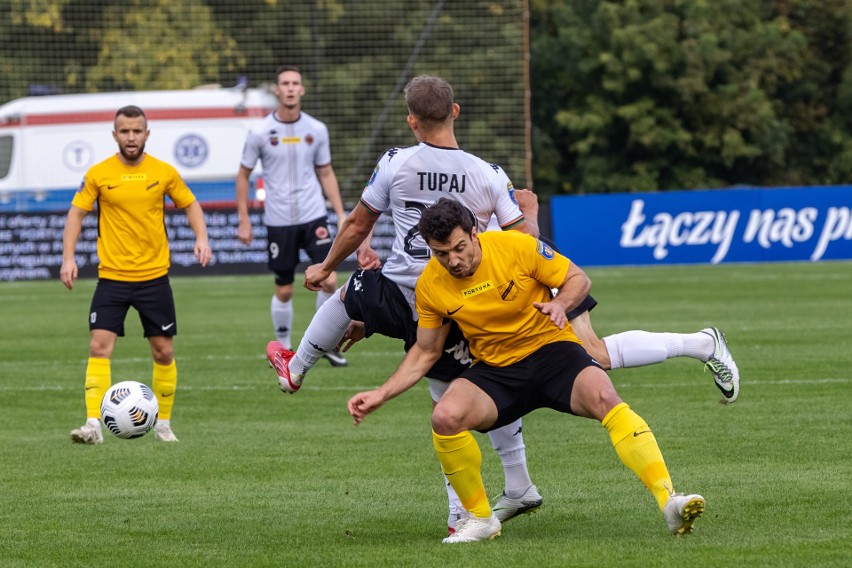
[115,105,146,122]
[418,198,475,244]
[404,75,454,124]
[275,65,302,81]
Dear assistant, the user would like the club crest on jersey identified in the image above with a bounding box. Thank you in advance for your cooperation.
[536,239,555,259]
[305,133,314,145]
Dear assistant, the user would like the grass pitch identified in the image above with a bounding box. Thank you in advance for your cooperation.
[0,262,850,567]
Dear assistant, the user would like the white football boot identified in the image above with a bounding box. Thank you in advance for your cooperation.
[154,421,179,442]
[664,493,705,535]
[701,327,740,404]
[442,513,501,543]
[70,418,103,445]
[492,484,543,522]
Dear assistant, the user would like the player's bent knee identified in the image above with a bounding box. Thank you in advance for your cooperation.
[431,404,466,436]
[571,367,622,421]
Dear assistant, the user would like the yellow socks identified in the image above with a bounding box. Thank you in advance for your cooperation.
[84,357,111,419]
[602,402,673,510]
[433,430,491,518]
[153,360,177,420]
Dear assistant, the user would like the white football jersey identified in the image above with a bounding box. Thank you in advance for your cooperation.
[240,111,332,227]
[360,142,524,291]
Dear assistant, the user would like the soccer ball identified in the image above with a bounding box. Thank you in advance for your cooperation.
[100,381,159,439]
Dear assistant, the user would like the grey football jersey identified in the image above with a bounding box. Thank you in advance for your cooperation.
[240,111,331,227]
[360,143,524,291]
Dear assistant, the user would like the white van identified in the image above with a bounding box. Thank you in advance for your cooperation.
[0,86,276,211]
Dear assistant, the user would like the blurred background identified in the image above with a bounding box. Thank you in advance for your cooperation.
[3,0,852,202]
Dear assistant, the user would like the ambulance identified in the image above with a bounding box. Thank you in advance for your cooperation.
[0,86,277,211]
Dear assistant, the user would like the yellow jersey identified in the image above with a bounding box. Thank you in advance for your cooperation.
[416,231,581,367]
[72,154,196,281]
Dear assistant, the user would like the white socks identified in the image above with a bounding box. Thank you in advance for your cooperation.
[271,296,294,349]
[603,330,715,369]
[488,419,533,498]
[272,289,334,352]
[289,287,350,377]
[316,289,333,310]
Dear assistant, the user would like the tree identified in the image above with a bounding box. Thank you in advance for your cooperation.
[84,0,243,91]
[529,0,852,195]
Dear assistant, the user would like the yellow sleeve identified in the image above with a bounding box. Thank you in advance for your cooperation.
[164,165,196,209]
[414,265,446,329]
[70,170,99,211]
[525,236,571,289]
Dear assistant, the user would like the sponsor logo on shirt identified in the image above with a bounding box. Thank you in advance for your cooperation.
[121,173,147,182]
[508,182,517,204]
[280,137,301,144]
[462,280,493,297]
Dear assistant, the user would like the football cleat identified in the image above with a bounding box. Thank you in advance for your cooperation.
[70,419,103,445]
[442,513,501,543]
[447,508,466,537]
[701,327,740,404]
[323,348,348,367]
[266,340,301,394]
[664,493,705,535]
[491,484,543,522]
[154,421,179,442]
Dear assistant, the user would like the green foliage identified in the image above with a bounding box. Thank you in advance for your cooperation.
[531,0,852,194]
[84,0,244,91]
[1,264,851,565]
[3,0,852,197]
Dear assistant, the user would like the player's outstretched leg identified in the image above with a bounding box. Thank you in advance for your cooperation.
[601,326,740,403]
[315,289,348,367]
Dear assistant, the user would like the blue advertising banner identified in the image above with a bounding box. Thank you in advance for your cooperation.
[550,186,852,266]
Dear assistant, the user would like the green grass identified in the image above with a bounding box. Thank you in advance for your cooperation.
[1,262,850,567]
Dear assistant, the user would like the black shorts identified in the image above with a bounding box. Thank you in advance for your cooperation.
[267,217,333,286]
[89,276,176,338]
[344,269,472,381]
[459,341,603,432]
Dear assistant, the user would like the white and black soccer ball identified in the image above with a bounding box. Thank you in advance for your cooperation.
[100,381,159,439]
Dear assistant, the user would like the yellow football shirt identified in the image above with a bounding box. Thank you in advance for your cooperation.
[416,231,581,367]
[72,154,196,281]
